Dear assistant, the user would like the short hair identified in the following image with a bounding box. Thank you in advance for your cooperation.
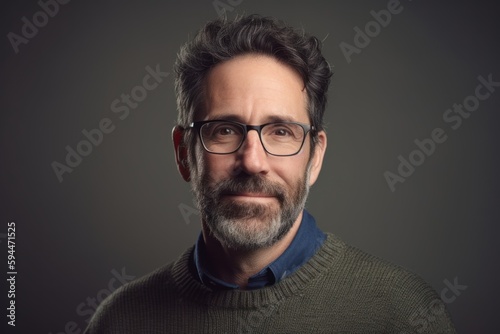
[174,14,332,131]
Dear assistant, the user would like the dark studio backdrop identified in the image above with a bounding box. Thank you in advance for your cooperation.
[1,0,499,333]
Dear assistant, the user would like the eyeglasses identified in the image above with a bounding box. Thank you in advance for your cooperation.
[188,120,314,156]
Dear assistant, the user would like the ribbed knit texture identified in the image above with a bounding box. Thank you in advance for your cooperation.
[84,233,456,333]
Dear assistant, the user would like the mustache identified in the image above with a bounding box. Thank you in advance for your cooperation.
[204,174,286,202]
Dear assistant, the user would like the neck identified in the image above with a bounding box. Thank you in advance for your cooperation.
[201,211,303,289]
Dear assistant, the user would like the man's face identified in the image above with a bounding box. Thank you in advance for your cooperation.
[186,54,326,250]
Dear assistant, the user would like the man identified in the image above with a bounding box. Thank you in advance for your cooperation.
[85,15,456,333]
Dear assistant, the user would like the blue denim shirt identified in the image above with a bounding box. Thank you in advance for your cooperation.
[193,209,326,290]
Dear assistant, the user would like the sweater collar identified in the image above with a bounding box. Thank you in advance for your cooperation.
[193,209,326,290]
[171,232,344,309]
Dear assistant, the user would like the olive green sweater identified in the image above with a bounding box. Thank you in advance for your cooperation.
[85,233,456,333]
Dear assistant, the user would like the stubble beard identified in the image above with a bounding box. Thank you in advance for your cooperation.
[192,168,311,251]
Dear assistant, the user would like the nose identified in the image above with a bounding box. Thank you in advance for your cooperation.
[233,130,270,176]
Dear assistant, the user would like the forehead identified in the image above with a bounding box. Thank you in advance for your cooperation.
[200,54,308,123]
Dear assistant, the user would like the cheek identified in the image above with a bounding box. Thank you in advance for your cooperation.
[274,157,310,184]
[203,155,235,179]
[189,143,205,179]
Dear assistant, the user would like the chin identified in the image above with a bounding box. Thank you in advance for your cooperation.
[209,214,294,251]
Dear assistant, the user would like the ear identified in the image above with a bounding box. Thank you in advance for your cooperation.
[172,126,191,182]
[307,130,327,186]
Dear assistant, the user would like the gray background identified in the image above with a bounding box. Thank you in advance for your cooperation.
[1,0,499,333]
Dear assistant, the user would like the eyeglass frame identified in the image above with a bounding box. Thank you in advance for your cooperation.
[187,119,315,157]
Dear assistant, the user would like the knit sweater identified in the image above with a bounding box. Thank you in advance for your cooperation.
[84,233,456,333]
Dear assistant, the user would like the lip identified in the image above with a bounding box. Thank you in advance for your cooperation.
[222,192,275,199]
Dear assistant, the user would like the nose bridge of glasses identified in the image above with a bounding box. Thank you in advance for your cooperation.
[243,124,263,134]
[241,124,264,147]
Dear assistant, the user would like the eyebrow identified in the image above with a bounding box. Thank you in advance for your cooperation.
[205,113,299,124]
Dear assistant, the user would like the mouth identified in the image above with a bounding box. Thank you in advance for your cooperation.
[221,192,276,201]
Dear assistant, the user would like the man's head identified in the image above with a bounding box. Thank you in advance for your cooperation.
[173,15,332,250]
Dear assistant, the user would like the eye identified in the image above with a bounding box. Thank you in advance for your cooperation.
[202,122,243,141]
[212,123,240,136]
[264,123,301,139]
[273,127,292,136]
[216,126,236,135]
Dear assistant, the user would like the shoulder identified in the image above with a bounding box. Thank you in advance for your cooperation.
[320,233,456,332]
[107,261,176,304]
[84,248,194,333]
[325,233,437,298]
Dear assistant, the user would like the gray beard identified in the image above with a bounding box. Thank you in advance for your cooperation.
[192,170,310,251]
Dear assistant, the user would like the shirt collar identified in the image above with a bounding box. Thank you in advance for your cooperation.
[193,209,325,290]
